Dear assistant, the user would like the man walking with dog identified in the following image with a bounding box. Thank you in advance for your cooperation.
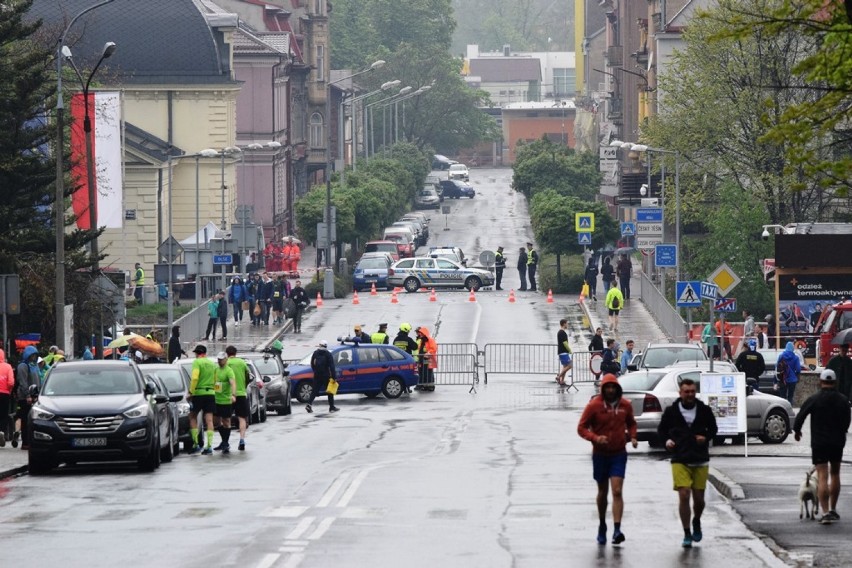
[577,373,638,546]
[658,378,718,548]
[793,369,851,524]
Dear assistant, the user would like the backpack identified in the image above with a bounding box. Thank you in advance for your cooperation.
[776,357,789,383]
[612,295,620,309]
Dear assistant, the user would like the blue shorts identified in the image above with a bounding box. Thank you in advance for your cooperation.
[559,353,572,366]
[592,452,628,483]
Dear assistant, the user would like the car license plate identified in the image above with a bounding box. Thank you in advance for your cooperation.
[72,437,107,447]
[366,279,377,283]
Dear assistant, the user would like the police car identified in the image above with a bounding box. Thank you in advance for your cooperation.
[287,341,419,402]
[387,256,494,292]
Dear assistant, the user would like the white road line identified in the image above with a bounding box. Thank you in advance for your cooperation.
[336,468,371,507]
[316,471,352,507]
[468,301,482,344]
[286,516,315,540]
[255,553,280,568]
[277,547,307,553]
[307,516,336,540]
[281,540,309,546]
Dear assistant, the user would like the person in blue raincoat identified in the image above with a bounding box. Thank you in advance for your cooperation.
[775,341,802,405]
[229,277,249,326]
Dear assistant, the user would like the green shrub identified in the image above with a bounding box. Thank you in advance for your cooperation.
[304,270,352,299]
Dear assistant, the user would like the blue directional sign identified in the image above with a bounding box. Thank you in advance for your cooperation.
[714,297,738,312]
[213,254,233,265]
[676,281,702,308]
[700,281,719,301]
[636,207,663,222]
[578,232,592,246]
[655,244,678,267]
[620,222,636,237]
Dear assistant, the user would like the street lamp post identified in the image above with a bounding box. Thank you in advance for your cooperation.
[365,86,429,163]
[345,80,400,178]
[64,40,117,359]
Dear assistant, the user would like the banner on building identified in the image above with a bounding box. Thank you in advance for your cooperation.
[70,91,123,229]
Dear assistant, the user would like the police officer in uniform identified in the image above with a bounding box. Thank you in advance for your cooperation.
[517,247,528,291]
[494,246,505,290]
[393,323,418,393]
[526,242,538,292]
[371,323,390,344]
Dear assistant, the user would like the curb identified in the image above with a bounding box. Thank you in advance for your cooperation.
[0,465,27,480]
[708,466,745,500]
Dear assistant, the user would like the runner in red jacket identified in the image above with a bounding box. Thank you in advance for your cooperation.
[577,373,638,546]
[0,348,15,447]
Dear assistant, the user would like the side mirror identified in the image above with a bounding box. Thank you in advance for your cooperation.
[627,364,638,372]
[144,380,156,395]
[28,384,39,397]
[745,385,754,396]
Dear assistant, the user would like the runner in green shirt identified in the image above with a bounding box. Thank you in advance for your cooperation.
[189,345,218,454]
[226,345,251,451]
[213,351,237,453]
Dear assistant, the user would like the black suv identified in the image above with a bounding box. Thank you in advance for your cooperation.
[28,360,179,474]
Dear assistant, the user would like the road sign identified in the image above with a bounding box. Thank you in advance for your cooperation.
[676,281,702,308]
[636,207,663,222]
[640,198,660,207]
[620,222,636,237]
[636,222,663,235]
[714,297,738,312]
[213,254,233,265]
[479,250,496,267]
[575,212,595,232]
[708,262,742,296]
[158,236,183,262]
[655,244,678,267]
[636,235,663,251]
[700,281,719,301]
[578,232,592,245]
[600,146,617,160]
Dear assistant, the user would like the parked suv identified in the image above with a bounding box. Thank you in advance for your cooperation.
[364,240,400,262]
[242,351,292,416]
[448,163,470,181]
[27,360,179,474]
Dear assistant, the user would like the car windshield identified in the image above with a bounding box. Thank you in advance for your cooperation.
[43,367,141,396]
[642,347,706,368]
[249,356,282,375]
[618,372,668,391]
[358,258,389,270]
[153,368,185,392]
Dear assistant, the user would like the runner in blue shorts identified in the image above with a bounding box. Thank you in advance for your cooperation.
[577,373,638,546]
[555,319,573,385]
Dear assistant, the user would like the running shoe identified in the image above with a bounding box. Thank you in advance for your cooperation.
[305,404,313,413]
[238,441,246,451]
[826,511,840,521]
[221,444,230,454]
[0,431,5,447]
[201,447,213,455]
[189,445,201,455]
[597,526,607,545]
[11,431,19,448]
[820,514,835,525]
[682,536,693,548]
[692,520,703,542]
[329,406,340,412]
[213,443,224,451]
[611,530,625,545]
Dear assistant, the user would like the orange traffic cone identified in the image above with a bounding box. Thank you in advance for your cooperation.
[468,289,476,302]
[352,291,360,305]
[429,288,437,302]
[391,290,399,304]
[316,292,323,307]
[370,282,377,296]
[508,289,516,303]
[547,289,554,303]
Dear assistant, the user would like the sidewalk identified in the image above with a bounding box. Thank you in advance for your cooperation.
[0,445,28,480]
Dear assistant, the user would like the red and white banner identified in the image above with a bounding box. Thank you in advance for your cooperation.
[70,91,123,229]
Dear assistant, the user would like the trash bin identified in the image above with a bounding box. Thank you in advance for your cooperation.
[142,285,158,305]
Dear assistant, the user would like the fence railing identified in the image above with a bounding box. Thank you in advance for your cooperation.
[639,272,688,343]
[482,344,600,385]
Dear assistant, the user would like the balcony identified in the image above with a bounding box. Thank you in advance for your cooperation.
[606,45,623,68]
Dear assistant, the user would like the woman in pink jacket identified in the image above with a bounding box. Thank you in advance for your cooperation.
[0,349,15,447]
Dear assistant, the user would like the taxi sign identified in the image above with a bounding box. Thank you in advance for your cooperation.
[700,281,718,301]
[575,212,595,232]
[708,262,741,296]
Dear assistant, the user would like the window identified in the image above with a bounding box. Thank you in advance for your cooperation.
[395,259,415,269]
[316,45,325,82]
[335,349,353,365]
[314,0,325,15]
[437,259,458,270]
[381,348,407,361]
[553,68,576,97]
[358,347,381,363]
[415,259,434,269]
[309,113,323,148]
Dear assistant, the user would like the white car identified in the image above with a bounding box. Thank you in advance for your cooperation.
[448,163,469,181]
[388,256,493,292]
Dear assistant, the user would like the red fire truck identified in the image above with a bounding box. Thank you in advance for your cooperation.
[814,300,852,367]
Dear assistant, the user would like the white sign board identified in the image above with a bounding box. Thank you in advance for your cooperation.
[636,235,663,250]
[699,372,747,436]
[600,147,618,160]
[637,222,663,235]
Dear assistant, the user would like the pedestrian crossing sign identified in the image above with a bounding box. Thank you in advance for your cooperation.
[578,232,592,245]
[676,280,702,308]
[620,222,636,237]
[575,212,595,232]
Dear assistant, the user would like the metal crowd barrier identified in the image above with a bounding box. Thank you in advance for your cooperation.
[482,344,599,385]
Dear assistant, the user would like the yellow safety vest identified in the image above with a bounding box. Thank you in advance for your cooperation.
[527,249,536,265]
[135,267,145,285]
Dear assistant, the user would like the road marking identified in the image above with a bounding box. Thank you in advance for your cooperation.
[277,546,306,553]
[308,517,336,540]
[255,553,280,568]
[261,506,309,518]
[337,469,370,507]
[286,516,315,540]
[316,471,352,507]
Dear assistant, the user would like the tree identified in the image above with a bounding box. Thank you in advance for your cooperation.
[529,191,619,256]
[512,138,601,200]
[644,0,845,226]
[701,0,852,195]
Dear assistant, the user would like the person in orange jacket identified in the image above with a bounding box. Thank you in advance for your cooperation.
[0,348,15,446]
[263,242,276,272]
[287,239,301,275]
[280,238,292,274]
[577,373,638,546]
[414,326,438,391]
[714,319,734,360]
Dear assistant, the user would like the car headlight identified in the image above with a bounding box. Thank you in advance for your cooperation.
[31,406,55,421]
[177,402,191,417]
[123,403,149,419]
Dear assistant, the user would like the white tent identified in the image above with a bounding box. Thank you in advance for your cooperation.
[179,221,227,249]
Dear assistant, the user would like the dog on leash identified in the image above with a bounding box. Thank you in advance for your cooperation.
[799,467,819,520]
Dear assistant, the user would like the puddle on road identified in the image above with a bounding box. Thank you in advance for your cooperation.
[175,507,221,518]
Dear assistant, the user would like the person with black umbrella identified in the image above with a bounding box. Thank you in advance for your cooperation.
[827,343,852,400]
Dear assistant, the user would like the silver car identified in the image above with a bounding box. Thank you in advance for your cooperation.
[617,361,795,446]
[388,256,494,292]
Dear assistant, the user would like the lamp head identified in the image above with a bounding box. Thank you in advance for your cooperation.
[419,85,432,92]
[609,139,624,147]
[398,86,413,96]
[61,45,73,59]
[639,184,648,197]
[266,141,282,148]
[102,42,117,59]
[631,144,648,152]
[370,60,386,69]
[381,80,401,90]
[199,149,219,158]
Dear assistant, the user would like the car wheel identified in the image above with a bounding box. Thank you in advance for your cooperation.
[139,432,161,472]
[161,429,175,463]
[381,376,405,399]
[260,405,267,423]
[295,380,314,404]
[465,276,482,291]
[28,452,54,475]
[759,409,789,444]
[283,395,292,415]
[403,277,421,293]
